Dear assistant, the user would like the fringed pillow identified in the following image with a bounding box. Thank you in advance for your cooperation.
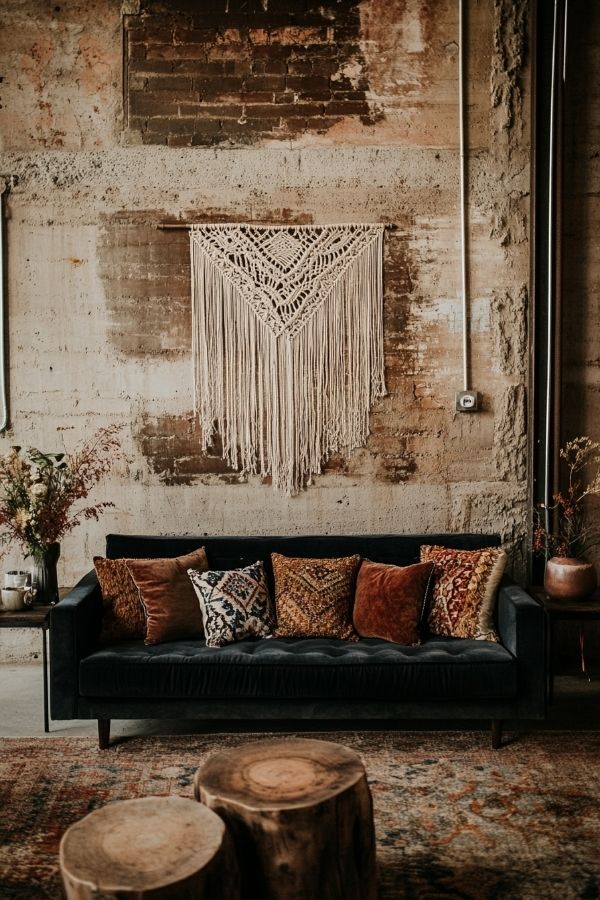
[420,545,508,641]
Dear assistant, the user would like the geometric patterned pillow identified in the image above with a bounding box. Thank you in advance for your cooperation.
[94,556,146,642]
[187,561,274,648]
[271,553,361,640]
[420,545,508,641]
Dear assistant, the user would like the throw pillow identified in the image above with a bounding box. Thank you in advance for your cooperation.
[352,559,435,645]
[94,557,146,642]
[126,547,209,645]
[188,561,274,648]
[272,553,361,640]
[420,545,508,641]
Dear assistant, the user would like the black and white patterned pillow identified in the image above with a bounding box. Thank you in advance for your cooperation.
[187,561,274,648]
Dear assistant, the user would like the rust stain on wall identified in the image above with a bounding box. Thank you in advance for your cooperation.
[136,412,246,485]
[98,212,192,359]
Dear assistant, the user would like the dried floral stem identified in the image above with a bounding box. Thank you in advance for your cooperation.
[0,426,122,559]
[533,436,600,559]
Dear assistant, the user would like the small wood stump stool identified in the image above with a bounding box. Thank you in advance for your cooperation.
[194,738,377,900]
[59,796,240,899]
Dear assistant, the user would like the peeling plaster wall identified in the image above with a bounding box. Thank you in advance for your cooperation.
[0,0,530,659]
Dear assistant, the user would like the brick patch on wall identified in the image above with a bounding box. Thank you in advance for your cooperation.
[124,0,381,146]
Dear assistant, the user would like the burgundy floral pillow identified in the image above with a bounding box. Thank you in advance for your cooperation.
[420,545,507,641]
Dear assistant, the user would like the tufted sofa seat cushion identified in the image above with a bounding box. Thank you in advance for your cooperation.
[79,637,517,702]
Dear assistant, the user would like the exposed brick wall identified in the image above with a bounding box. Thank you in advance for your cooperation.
[125,0,379,146]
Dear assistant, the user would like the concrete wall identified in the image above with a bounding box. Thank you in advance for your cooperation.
[0,0,530,664]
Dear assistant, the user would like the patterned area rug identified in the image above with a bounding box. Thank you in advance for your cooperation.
[1,731,599,899]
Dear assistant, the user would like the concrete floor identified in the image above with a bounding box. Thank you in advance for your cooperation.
[1,662,599,741]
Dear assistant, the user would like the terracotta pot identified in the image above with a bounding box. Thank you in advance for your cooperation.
[544,556,597,599]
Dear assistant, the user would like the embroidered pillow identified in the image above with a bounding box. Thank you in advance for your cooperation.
[188,561,274,648]
[420,545,508,641]
[272,553,361,640]
[94,557,146,642]
[353,560,435,645]
[126,547,209,645]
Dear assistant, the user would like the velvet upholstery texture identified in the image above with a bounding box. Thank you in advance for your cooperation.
[188,561,274,647]
[78,635,518,701]
[421,545,508,641]
[126,548,208,645]
[93,557,145,642]
[353,560,434,645]
[272,552,361,639]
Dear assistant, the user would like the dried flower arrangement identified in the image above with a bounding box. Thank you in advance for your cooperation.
[0,426,121,560]
[533,436,600,559]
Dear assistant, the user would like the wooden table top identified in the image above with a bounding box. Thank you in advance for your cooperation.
[0,603,54,627]
[529,587,600,617]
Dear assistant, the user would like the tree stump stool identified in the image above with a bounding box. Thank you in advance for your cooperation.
[194,738,377,900]
[59,796,240,900]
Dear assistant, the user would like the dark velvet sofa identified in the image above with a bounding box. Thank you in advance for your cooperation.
[50,533,546,749]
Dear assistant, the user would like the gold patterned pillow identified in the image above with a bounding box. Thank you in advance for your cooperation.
[272,553,361,640]
[420,545,507,641]
[94,557,146,642]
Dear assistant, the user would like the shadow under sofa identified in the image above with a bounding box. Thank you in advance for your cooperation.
[49,533,546,749]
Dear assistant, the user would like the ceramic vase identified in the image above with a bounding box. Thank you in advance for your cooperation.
[31,543,60,605]
[544,556,597,600]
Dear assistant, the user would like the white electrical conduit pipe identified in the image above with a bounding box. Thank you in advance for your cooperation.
[0,182,8,432]
[458,0,469,392]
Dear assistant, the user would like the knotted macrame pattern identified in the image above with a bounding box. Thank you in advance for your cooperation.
[190,223,386,494]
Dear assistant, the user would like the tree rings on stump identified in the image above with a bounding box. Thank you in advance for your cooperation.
[59,795,240,899]
[194,737,377,900]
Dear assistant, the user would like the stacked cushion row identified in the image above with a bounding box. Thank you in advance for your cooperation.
[95,545,507,650]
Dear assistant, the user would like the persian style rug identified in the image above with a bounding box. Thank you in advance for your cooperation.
[1,731,599,899]
[190,223,386,494]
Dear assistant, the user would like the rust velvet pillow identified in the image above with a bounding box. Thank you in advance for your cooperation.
[272,553,361,640]
[94,557,146,642]
[420,544,508,641]
[352,560,434,645]
[126,547,209,645]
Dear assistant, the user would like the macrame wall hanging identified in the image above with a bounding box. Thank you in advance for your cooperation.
[190,223,386,495]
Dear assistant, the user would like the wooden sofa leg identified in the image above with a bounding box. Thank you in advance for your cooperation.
[98,719,111,750]
[491,719,503,749]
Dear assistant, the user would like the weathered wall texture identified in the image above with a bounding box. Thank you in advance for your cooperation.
[0,0,531,642]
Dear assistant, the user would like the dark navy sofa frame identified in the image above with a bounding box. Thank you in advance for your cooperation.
[50,533,546,749]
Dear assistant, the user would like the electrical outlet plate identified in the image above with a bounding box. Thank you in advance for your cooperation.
[455,390,479,412]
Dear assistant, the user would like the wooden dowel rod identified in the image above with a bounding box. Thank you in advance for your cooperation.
[156,222,398,230]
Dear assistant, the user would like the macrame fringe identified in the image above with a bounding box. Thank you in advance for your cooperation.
[191,225,385,495]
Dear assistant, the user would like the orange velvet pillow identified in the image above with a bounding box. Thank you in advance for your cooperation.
[352,560,435,645]
[126,547,209,645]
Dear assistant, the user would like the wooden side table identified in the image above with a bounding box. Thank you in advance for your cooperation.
[529,588,600,702]
[0,603,53,731]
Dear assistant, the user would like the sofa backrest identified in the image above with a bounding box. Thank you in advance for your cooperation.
[105,533,501,591]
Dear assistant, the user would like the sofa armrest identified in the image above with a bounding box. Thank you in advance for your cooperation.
[497,579,546,719]
[50,571,102,719]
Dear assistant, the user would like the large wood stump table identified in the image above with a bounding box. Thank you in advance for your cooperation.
[59,796,240,899]
[194,738,377,900]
